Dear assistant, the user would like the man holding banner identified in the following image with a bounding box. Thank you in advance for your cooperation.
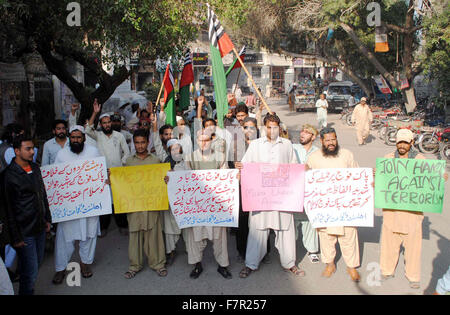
[306,127,361,282]
[292,124,320,264]
[377,129,448,289]
[122,129,167,279]
[183,128,232,280]
[238,113,304,278]
[52,125,103,284]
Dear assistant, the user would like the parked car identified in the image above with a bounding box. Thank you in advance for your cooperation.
[326,81,355,112]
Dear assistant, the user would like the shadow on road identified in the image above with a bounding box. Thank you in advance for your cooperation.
[423,230,450,295]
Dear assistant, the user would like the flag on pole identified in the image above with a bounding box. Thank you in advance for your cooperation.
[208,3,234,128]
[225,45,246,77]
[163,62,176,126]
[179,50,194,111]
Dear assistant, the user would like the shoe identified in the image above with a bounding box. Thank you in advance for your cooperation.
[321,264,336,278]
[166,251,176,266]
[217,266,232,279]
[239,266,255,278]
[52,270,66,285]
[119,228,128,236]
[347,267,361,282]
[99,229,108,238]
[307,252,320,264]
[261,253,271,264]
[190,263,203,279]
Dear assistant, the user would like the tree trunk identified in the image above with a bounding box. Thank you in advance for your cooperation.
[340,22,401,91]
[37,46,131,124]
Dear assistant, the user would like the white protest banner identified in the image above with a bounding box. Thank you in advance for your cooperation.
[41,157,112,223]
[304,168,374,228]
[167,169,239,228]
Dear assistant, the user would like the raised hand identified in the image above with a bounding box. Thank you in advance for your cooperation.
[93,98,101,114]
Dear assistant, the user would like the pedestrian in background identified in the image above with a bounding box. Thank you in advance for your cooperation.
[315,93,328,129]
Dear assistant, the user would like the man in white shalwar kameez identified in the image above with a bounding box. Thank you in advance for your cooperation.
[52,126,103,284]
[238,114,305,278]
[316,93,328,129]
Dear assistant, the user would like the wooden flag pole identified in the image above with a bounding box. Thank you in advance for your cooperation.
[233,67,242,94]
[155,80,165,111]
[232,46,272,114]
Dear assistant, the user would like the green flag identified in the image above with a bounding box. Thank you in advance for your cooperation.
[162,62,176,126]
[208,4,234,128]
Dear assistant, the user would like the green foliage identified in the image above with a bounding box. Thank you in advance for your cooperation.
[420,3,450,99]
[143,81,162,102]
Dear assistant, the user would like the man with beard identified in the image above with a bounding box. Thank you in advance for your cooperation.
[3,135,52,294]
[51,126,103,284]
[292,124,320,264]
[86,99,130,237]
[42,120,69,166]
[379,129,448,289]
[238,113,303,279]
[111,114,133,151]
[306,127,361,282]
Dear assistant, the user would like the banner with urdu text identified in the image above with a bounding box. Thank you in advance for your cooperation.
[41,157,112,223]
[304,168,374,228]
[167,169,239,228]
[110,163,171,214]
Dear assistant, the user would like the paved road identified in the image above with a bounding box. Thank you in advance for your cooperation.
[15,98,450,295]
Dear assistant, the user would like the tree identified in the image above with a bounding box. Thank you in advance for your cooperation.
[225,0,442,111]
[420,1,449,105]
[0,0,200,123]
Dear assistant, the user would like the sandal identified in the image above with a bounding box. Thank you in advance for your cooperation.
[239,267,255,279]
[409,281,420,289]
[156,267,168,277]
[284,266,305,277]
[80,263,93,278]
[124,270,137,279]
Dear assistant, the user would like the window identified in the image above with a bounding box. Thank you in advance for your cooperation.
[252,67,262,78]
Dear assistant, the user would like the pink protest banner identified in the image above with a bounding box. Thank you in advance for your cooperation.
[40,157,112,223]
[241,163,305,212]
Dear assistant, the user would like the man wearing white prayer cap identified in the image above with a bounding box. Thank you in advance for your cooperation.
[85,99,131,237]
[51,122,103,284]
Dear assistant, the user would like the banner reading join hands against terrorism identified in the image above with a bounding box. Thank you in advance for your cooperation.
[375,158,446,213]
[110,163,171,214]
[41,157,112,223]
[167,169,239,228]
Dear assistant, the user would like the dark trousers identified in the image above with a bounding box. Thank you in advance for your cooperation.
[100,205,128,230]
[15,231,46,295]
